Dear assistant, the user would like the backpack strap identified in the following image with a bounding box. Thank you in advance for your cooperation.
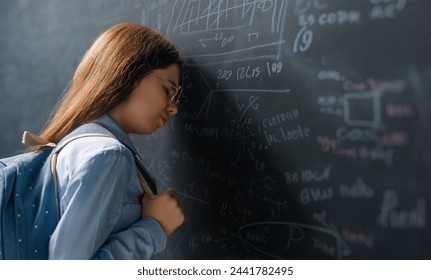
[22,131,114,221]
[50,132,116,220]
[22,126,157,221]
[51,129,157,197]
[89,121,158,196]
[23,125,158,196]
[22,131,56,147]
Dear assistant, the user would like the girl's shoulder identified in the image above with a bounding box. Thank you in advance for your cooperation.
[58,135,134,166]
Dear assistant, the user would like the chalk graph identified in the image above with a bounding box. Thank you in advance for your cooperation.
[166,0,288,62]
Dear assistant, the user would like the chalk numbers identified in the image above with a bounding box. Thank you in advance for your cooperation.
[285,172,300,184]
[294,26,313,53]
[267,61,283,77]
[221,34,235,47]
[271,61,283,74]
[218,69,233,80]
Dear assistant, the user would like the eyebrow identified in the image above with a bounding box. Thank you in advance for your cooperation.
[157,74,179,88]
[167,79,179,88]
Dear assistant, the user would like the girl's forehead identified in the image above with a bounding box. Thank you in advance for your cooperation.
[152,64,180,81]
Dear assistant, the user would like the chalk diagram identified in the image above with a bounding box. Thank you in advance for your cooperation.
[165,0,288,64]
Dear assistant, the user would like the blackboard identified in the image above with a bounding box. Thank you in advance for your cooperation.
[1,0,431,259]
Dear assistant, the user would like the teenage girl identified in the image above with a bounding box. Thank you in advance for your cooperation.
[32,23,185,259]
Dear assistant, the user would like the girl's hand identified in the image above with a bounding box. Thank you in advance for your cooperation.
[141,188,185,236]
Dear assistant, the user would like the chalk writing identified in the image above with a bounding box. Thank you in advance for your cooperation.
[376,190,426,229]
[262,109,299,128]
[237,221,350,259]
[164,0,287,63]
[284,165,332,184]
[133,0,431,260]
[370,0,407,20]
[342,229,375,248]
[338,177,375,199]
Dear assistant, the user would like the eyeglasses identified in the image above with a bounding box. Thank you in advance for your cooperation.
[150,72,182,106]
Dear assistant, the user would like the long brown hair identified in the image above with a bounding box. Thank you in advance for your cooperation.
[32,23,183,151]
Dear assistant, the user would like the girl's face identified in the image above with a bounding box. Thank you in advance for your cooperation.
[109,63,181,135]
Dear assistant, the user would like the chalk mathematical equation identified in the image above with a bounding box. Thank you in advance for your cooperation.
[137,0,430,259]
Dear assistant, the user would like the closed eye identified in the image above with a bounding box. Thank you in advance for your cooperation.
[166,86,176,97]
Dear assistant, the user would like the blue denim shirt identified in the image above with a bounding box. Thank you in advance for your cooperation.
[48,115,166,259]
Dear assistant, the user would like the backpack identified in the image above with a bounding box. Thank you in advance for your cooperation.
[0,122,157,259]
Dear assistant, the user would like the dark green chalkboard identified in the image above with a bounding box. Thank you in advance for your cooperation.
[1,0,431,259]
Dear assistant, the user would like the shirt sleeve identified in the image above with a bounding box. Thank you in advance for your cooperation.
[48,143,166,260]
